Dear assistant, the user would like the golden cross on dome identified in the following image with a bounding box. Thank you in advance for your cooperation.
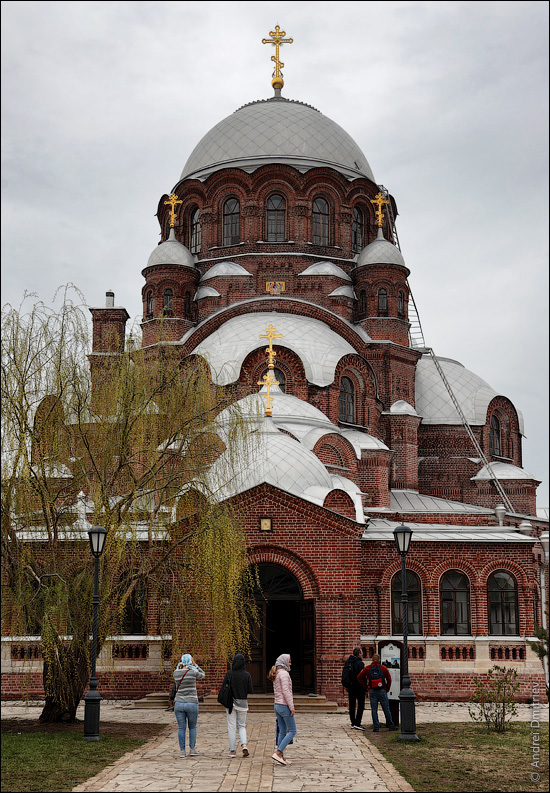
[371,192,389,228]
[259,324,283,369]
[258,370,280,417]
[164,193,183,228]
[262,25,293,90]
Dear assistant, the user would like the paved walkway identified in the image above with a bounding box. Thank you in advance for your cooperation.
[2,701,547,792]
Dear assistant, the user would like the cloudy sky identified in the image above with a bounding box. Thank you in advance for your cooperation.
[2,1,548,507]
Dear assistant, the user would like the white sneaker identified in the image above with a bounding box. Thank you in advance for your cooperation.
[229,751,236,758]
[179,750,186,757]
[189,748,199,756]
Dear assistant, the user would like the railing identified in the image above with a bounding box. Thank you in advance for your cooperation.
[440,645,476,660]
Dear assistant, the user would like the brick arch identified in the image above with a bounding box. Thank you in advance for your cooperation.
[313,433,357,471]
[379,558,430,588]
[247,546,320,598]
[334,354,378,398]
[204,173,252,203]
[430,562,478,588]
[241,345,307,396]
[323,489,356,520]
[302,168,351,201]
[478,559,529,587]
[250,165,303,195]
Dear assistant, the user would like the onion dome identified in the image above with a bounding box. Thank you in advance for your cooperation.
[356,227,406,268]
[145,228,195,269]
[179,98,375,183]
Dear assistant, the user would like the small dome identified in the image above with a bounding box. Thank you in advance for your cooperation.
[299,262,351,280]
[472,462,536,481]
[201,261,252,281]
[145,228,195,269]
[356,228,406,268]
[180,98,375,183]
[329,285,355,298]
[194,285,221,300]
[388,399,418,416]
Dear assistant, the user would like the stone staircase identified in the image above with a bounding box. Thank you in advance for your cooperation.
[134,692,341,712]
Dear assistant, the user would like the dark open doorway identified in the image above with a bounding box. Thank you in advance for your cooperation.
[246,563,315,693]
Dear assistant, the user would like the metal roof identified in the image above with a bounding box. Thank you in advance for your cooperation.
[387,490,493,514]
[363,519,536,543]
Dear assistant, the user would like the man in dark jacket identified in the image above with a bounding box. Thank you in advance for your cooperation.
[221,653,254,757]
[357,653,397,731]
[344,647,366,730]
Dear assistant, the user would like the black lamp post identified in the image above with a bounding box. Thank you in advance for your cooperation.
[393,524,420,742]
[83,525,107,741]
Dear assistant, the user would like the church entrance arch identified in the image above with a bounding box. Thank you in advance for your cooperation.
[247,563,315,694]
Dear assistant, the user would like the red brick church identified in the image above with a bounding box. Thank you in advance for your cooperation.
[4,34,548,704]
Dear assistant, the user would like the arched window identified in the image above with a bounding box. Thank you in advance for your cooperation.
[392,571,422,635]
[184,291,191,317]
[312,197,330,245]
[271,368,286,393]
[223,198,240,245]
[359,290,367,315]
[489,415,501,456]
[163,288,173,314]
[338,376,354,423]
[266,194,286,242]
[378,288,388,316]
[352,207,364,252]
[488,571,519,635]
[440,571,471,635]
[146,290,154,318]
[190,207,201,253]
[122,584,146,635]
[397,290,405,317]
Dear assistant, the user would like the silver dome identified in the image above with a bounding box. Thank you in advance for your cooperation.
[180,98,375,183]
[356,227,406,268]
[145,228,195,269]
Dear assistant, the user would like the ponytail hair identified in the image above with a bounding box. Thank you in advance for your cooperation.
[267,665,278,682]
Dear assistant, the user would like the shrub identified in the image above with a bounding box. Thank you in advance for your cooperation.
[468,665,520,732]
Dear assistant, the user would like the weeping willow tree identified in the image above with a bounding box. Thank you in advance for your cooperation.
[1,288,258,723]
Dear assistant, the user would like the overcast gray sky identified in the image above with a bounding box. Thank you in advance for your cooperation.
[2,1,548,507]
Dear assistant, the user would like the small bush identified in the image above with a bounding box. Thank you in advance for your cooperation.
[468,665,520,732]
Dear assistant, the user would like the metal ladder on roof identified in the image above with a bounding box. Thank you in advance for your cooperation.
[407,285,427,350]
[425,348,514,513]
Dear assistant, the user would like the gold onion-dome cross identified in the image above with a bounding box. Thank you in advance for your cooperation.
[258,324,283,416]
[262,25,293,91]
[371,192,389,228]
[164,193,183,228]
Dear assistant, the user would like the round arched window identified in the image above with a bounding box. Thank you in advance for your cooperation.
[338,377,354,423]
[488,571,518,635]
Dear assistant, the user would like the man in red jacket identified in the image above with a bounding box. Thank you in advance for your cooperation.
[357,653,398,732]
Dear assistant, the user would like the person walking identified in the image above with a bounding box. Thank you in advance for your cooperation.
[173,653,206,757]
[222,653,253,758]
[269,653,297,765]
[343,647,366,730]
[357,653,397,732]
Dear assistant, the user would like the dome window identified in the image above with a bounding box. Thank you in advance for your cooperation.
[223,198,240,245]
[312,197,330,246]
[352,207,364,253]
[489,415,501,456]
[338,376,354,423]
[377,288,388,316]
[266,194,286,242]
[146,290,154,319]
[397,290,405,318]
[163,288,174,315]
[190,207,201,254]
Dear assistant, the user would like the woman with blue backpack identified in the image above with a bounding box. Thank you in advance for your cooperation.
[357,653,398,732]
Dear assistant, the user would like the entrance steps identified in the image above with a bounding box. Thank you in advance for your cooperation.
[134,692,341,712]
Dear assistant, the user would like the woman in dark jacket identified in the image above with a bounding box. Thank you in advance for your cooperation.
[222,653,253,758]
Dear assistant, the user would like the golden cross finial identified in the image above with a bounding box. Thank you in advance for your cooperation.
[262,25,293,90]
[164,193,183,228]
[258,370,280,417]
[371,192,389,228]
[259,324,283,369]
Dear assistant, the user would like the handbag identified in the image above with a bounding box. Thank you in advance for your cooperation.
[217,670,233,713]
[168,667,189,709]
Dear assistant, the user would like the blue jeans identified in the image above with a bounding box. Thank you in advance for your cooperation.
[368,689,394,729]
[174,701,199,751]
[274,704,297,754]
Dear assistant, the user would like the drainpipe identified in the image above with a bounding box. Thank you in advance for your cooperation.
[539,532,549,691]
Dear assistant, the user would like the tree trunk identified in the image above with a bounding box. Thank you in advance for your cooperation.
[38,635,91,723]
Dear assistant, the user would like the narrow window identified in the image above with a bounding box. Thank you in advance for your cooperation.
[184,291,191,317]
[489,415,501,456]
[352,207,364,252]
[392,571,422,635]
[398,290,405,317]
[146,290,154,318]
[267,194,286,242]
[488,571,519,635]
[378,288,388,316]
[190,208,201,254]
[163,288,173,314]
[223,198,240,245]
[440,571,471,635]
[359,290,367,315]
[122,585,146,635]
[312,197,330,245]
[338,376,354,423]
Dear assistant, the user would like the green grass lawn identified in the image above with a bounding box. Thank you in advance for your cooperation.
[370,721,549,793]
[1,719,166,793]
